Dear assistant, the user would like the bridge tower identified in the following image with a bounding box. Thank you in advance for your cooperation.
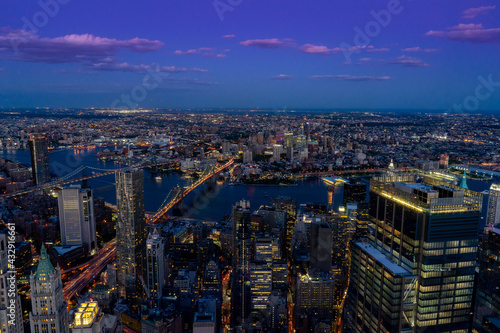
[172,186,185,216]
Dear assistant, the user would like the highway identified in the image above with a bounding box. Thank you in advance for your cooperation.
[63,239,116,301]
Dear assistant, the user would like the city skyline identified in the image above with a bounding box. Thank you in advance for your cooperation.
[1,1,500,110]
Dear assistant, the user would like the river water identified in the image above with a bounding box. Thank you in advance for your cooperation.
[1,148,492,226]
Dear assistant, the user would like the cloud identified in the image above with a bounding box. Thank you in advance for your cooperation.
[462,6,495,19]
[366,46,390,53]
[0,68,4,71]
[85,62,208,74]
[299,44,341,55]
[222,34,235,38]
[311,75,391,81]
[386,55,429,67]
[240,38,294,49]
[173,46,228,58]
[425,23,500,43]
[271,74,292,80]
[0,27,163,64]
[401,46,439,53]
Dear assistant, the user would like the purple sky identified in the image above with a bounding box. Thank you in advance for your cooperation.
[1,0,499,110]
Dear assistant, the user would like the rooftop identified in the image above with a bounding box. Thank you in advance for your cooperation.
[356,242,411,276]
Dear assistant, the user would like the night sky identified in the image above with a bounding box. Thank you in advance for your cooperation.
[1,0,499,110]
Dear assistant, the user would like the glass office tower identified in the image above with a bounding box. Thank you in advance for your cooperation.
[29,133,51,185]
[346,174,481,333]
[116,169,147,308]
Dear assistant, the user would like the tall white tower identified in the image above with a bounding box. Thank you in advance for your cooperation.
[29,245,69,333]
[146,229,165,306]
[0,233,24,333]
[58,185,97,255]
[486,183,500,228]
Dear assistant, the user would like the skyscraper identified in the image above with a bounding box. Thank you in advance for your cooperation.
[29,134,51,186]
[342,179,366,206]
[486,183,500,228]
[270,196,297,258]
[29,245,69,333]
[310,221,332,273]
[231,200,252,327]
[116,169,147,307]
[0,233,23,333]
[58,185,97,255]
[346,174,482,332]
[146,229,165,306]
[475,225,500,327]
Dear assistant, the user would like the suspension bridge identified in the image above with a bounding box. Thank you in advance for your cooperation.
[149,159,235,223]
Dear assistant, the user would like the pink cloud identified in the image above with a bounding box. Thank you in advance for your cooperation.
[216,54,226,58]
[311,75,391,81]
[462,6,495,19]
[240,38,294,49]
[222,34,235,38]
[299,44,341,55]
[366,47,390,53]
[425,23,500,43]
[387,55,429,67]
[401,46,439,53]
[0,28,163,64]
[85,62,208,74]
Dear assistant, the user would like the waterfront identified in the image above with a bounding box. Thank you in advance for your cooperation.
[1,148,341,220]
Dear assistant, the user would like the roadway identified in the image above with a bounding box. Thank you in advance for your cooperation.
[150,159,235,223]
[63,239,116,301]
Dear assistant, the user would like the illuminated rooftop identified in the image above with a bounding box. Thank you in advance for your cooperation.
[371,174,482,214]
[73,302,99,328]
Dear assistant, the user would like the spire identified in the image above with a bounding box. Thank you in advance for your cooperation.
[388,159,395,172]
[35,244,55,280]
[460,170,468,189]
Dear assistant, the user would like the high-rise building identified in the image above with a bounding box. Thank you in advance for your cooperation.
[0,233,24,333]
[203,257,221,294]
[439,154,449,169]
[475,225,500,326]
[30,245,69,333]
[242,150,253,164]
[487,183,500,228]
[116,169,147,307]
[272,144,283,161]
[29,134,51,185]
[270,197,297,258]
[249,262,272,312]
[342,179,366,206]
[310,221,332,273]
[146,229,165,305]
[232,200,252,327]
[58,185,97,255]
[346,174,482,332]
[295,269,335,319]
[70,302,118,333]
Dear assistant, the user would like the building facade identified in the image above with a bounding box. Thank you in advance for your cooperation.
[58,185,97,255]
[116,169,147,307]
[29,245,69,333]
[29,134,51,186]
[346,174,482,333]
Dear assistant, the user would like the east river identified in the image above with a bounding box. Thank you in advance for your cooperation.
[1,147,493,227]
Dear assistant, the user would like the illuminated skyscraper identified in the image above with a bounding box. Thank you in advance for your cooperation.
[0,233,23,333]
[58,185,97,255]
[249,262,272,312]
[146,229,165,306]
[29,134,51,185]
[486,183,500,228]
[231,200,251,327]
[346,174,482,332]
[116,169,147,307]
[29,245,69,333]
